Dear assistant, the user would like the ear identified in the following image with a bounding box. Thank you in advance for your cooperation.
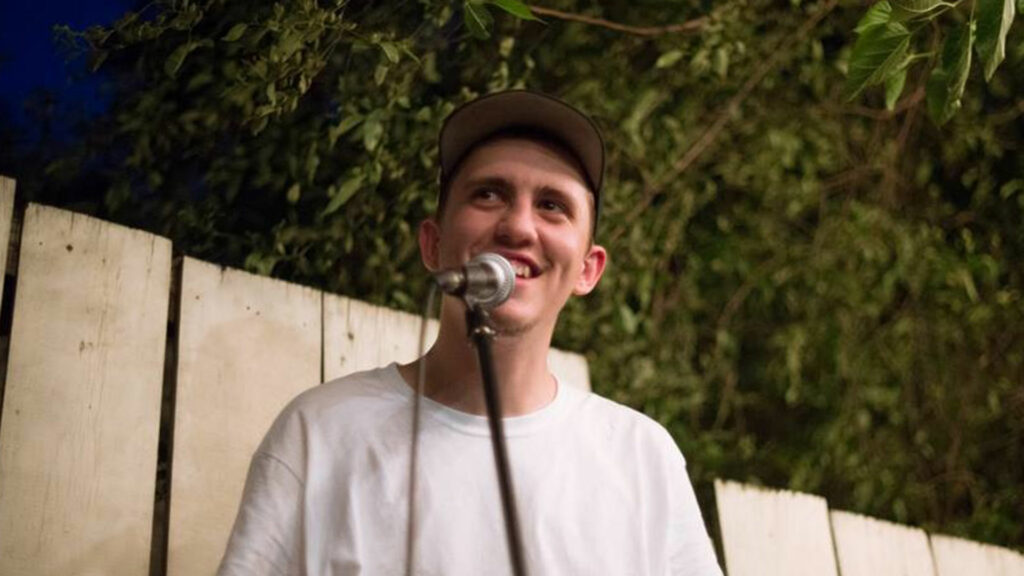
[418,218,442,272]
[573,244,607,296]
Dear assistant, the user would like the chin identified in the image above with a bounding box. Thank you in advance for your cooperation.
[488,304,552,338]
[488,310,530,334]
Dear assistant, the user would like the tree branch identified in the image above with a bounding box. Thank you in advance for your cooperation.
[608,0,841,244]
[526,5,707,36]
[881,43,932,201]
[818,165,879,193]
[884,84,924,196]
[822,89,926,120]
[991,99,1024,124]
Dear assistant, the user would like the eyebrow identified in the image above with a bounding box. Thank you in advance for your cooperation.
[461,176,515,192]
[461,176,579,204]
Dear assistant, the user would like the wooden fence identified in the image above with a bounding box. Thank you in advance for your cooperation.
[0,176,1020,575]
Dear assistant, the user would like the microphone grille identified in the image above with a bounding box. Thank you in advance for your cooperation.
[467,252,515,309]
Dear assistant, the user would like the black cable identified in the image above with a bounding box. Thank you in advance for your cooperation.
[405,283,437,576]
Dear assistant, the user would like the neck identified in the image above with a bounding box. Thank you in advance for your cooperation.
[398,301,557,416]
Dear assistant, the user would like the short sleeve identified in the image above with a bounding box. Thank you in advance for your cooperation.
[668,457,724,576]
[217,451,305,576]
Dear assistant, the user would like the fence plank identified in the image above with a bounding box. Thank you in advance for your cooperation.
[0,177,15,303]
[378,302,432,368]
[548,348,591,390]
[167,258,321,576]
[323,294,592,390]
[931,534,1024,576]
[0,178,16,382]
[715,479,839,576]
[0,205,171,576]
[830,510,935,576]
[324,295,378,378]
[323,295,436,379]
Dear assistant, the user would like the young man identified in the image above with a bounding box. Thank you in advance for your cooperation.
[219,91,723,575]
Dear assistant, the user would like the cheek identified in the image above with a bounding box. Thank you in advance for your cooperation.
[436,219,486,263]
[551,237,590,274]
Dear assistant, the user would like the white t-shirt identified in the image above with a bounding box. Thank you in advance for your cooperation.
[219,364,723,576]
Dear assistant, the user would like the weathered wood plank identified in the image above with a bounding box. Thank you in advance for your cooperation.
[0,177,17,383]
[167,258,321,576]
[323,294,591,391]
[323,294,437,380]
[830,510,935,576]
[0,204,171,576]
[0,176,15,304]
[715,479,839,576]
[931,534,1024,576]
[377,302,431,368]
[548,347,590,391]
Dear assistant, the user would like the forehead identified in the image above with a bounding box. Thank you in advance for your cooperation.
[451,136,591,196]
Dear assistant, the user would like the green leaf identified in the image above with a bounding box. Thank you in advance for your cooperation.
[618,304,639,335]
[379,41,400,63]
[276,31,304,61]
[362,109,384,152]
[286,182,301,204]
[323,173,365,216]
[855,1,893,34]
[305,148,320,183]
[464,2,493,39]
[329,114,363,147]
[186,72,213,92]
[890,0,944,13]
[374,63,389,85]
[89,50,109,72]
[1000,179,1024,199]
[400,44,422,64]
[221,23,248,42]
[244,252,277,277]
[164,42,194,78]
[488,0,541,21]
[713,47,730,79]
[655,50,684,69]
[844,23,911,100]
[884,66,908,110]
[975,0,1016,81]
[926,23,974,125]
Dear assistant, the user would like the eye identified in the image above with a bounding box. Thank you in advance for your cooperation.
[538,197,569,214]
[471,187,503,203]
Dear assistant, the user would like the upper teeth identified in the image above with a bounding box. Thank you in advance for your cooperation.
[511,262,533,278]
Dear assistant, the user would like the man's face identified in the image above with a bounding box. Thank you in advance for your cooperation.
[420,136,607,334]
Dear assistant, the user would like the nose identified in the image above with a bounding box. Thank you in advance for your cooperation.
[494,197,538,246]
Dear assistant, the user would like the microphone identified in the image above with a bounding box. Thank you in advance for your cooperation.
[433,252,516,310]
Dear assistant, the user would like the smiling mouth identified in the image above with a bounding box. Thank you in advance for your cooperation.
[509,260,537,279]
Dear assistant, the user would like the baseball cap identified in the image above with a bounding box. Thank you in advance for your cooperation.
[438,90,605,231]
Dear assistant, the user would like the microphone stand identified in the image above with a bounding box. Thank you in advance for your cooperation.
[465,305,528,576]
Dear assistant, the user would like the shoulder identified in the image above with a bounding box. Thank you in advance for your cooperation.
[257,364,408,457]
[286,363,406,416]
[563,385,686,466]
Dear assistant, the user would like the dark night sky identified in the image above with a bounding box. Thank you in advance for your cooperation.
[1,1,133,129]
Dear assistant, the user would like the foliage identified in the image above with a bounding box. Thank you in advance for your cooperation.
[2,0,1022,553]
[845,0,1019,124]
